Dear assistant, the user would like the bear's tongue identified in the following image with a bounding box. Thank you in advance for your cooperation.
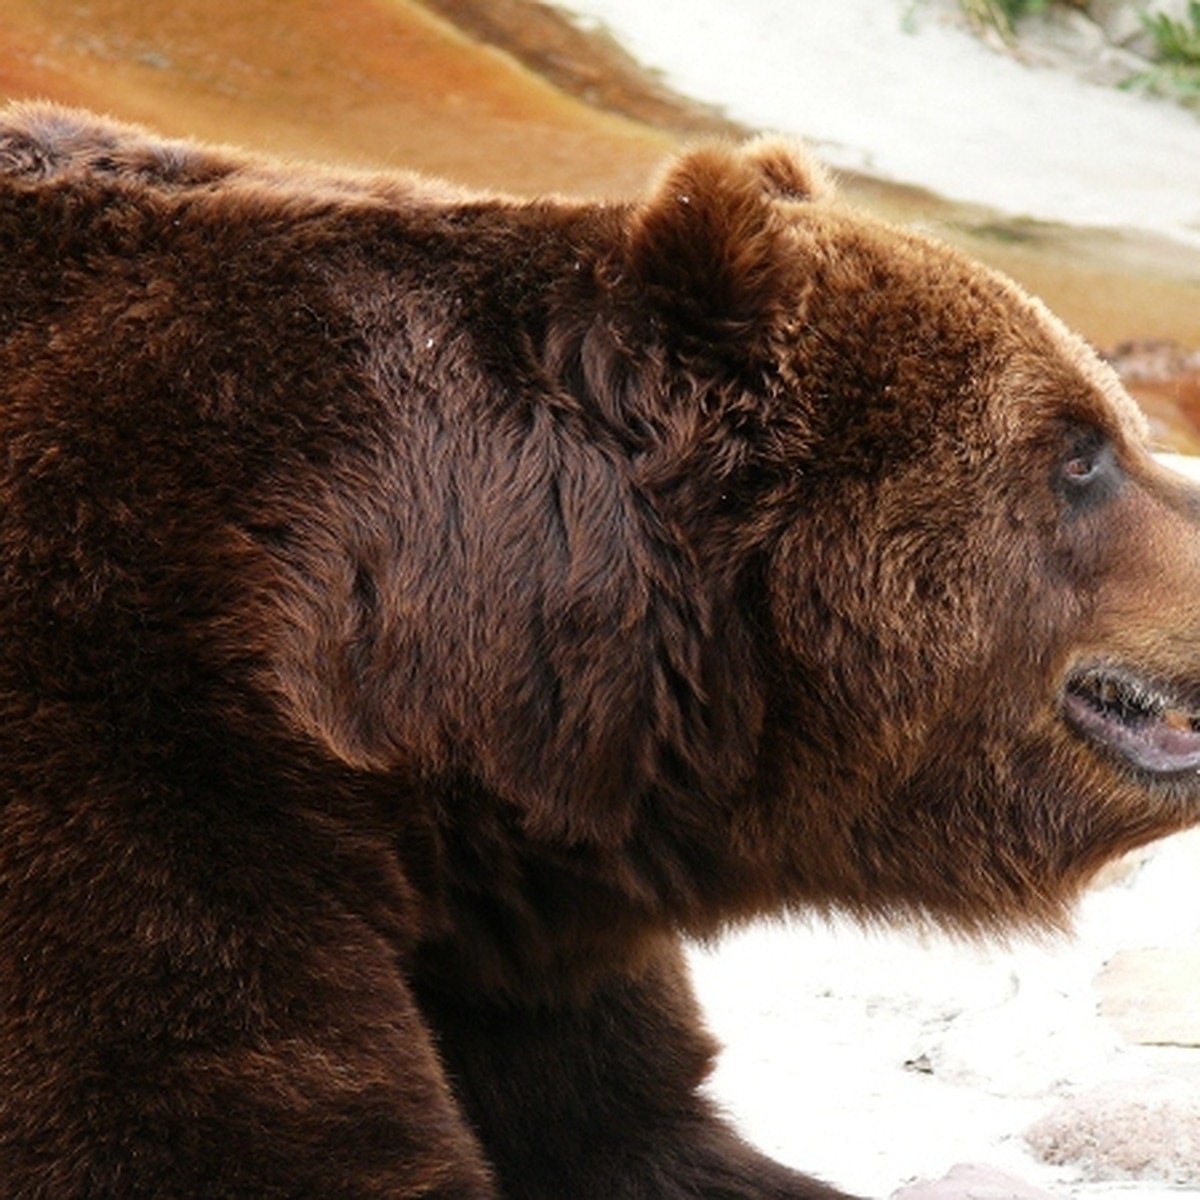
[1065,670,1200,775]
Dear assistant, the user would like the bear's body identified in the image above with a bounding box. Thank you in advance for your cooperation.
[1,103,1198,1198]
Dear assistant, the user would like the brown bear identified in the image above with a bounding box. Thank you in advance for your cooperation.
[1,101,1198,1199]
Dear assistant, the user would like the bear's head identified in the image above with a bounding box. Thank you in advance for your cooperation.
[529,140,1200,933]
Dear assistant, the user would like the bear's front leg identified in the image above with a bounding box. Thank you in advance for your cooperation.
[415,940,856,1200]
[0,854,500,1199]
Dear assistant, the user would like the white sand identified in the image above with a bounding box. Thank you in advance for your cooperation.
[688,828,1200,1198]
[569,0,1200,247]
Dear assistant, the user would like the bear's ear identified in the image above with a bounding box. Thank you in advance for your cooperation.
[625,139,828,351]
[740,136,834,204]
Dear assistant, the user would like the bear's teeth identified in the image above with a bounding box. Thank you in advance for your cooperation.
[1092,676,1152,719]
[1079,671,1200,729]
[1078,672,1174,724]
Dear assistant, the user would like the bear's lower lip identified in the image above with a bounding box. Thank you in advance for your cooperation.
[1063,666,1200,776]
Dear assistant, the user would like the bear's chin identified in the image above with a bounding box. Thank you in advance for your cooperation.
[1063,664,1200,776]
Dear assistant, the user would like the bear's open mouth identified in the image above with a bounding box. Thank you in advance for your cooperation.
[1064,666,1200,776]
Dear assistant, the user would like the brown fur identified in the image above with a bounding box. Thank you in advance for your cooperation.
[1,102,1197,1198]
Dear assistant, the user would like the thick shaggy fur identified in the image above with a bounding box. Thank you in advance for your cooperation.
[1,103,1198,1198]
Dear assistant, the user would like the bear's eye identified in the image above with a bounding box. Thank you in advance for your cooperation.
[1063,452,1100,483]
[1056,432,1120,510]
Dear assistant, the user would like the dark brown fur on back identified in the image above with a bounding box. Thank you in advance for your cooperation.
[1,103,1198,1198]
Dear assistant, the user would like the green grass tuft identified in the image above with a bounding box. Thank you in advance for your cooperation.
[1141,1,1200,63]
[1125,1,1200,110]
[950,0,1200,112]
[956,0,1055,41]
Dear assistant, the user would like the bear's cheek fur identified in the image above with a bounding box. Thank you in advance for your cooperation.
[765,456,1017,771]
[753,435,1200,926]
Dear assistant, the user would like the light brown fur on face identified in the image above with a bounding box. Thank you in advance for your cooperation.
[1,102,1197,1199]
